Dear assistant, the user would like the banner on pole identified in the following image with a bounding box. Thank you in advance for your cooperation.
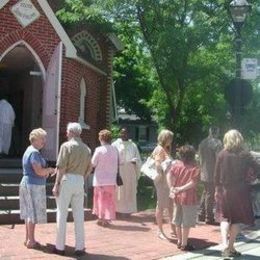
[241,58,258,80]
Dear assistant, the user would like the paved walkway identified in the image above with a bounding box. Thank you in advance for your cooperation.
[0,209,221,260]
[163,219,260,260]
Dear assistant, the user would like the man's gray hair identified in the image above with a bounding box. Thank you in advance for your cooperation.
[67,122,82,135]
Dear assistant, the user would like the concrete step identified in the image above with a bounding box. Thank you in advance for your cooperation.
[0,195,57,210]
[0,183,54,196]
[0,158,21,168]
[0,169,22,183]
[0,208,94,224]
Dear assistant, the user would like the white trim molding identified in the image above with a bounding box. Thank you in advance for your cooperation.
[0,0,9,10]
[0,40,46,80]
[36,0,106,75]
[72,31,103,61]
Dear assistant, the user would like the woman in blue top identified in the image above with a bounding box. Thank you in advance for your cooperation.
[19,128,55,249]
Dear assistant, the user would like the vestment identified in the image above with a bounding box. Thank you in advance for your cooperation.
[214,149,256,225]
[55,137,91,251]
[112,138,141,213]
[198,136,222,221]
[91,144,118,220]
[0,99,15,154]
[169,160,199,228]
[19,145,47,223]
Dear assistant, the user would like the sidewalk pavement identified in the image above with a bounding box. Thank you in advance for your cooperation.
[0,209,258,260]
[163,219,260,260]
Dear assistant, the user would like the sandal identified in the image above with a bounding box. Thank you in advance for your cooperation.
[222,248,241,257]
[26,241,41,249]
[230,249,242,257]
[158,232,168,240]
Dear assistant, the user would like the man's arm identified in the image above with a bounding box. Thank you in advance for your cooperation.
[52,167,66,197]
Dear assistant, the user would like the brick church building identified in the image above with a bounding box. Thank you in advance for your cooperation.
[0,0,122,160]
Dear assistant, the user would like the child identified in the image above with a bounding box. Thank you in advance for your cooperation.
[167,145,200,251]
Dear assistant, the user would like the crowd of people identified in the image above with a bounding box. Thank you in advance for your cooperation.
[18,123,260,258]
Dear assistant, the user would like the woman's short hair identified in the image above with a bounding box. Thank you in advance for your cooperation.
[179,145,196,163]
[157,129,174,147]
[29,128,47,143]
[99,129,112,143]
[67,122,82,135]
[223,129,244,151]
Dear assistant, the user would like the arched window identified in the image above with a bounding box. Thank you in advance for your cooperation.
[72,31,102,62]
[78,78,90,129]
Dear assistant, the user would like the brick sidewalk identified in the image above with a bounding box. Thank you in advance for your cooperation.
[0,210,221,260]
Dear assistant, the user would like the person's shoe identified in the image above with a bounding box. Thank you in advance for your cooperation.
[180,244,195,251]
[198,215,205,222]
[75,250,87,257]
[205,219,218,225]
[52,247,65,256]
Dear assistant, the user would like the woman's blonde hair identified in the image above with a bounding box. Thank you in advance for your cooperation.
[29,128,47,143]
[99,129,112,143]
[223,129,244,151]
[157,129,174,147]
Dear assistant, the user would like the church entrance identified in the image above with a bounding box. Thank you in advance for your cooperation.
[0,43,44,157]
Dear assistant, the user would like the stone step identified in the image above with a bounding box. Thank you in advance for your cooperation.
[0,169,22,183]
[0,208,94,224]
[0,158,21,168]
[0,195,57,210]
[0,183,54,196]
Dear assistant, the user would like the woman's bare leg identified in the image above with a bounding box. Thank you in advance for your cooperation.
[228,224,240,252]
[220,220,229,249]
[26,221,36,247]
[181,227,190,247]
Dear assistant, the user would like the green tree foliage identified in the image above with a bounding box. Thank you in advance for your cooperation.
[56,0,260,145]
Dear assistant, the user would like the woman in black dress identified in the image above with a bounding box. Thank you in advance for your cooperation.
[214,129,259,258]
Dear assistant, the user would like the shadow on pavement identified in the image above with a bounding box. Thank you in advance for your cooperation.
[189,237,218,250]
[82,254,130,260]
[107,223,151,232]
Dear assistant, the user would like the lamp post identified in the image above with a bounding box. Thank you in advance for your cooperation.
[228,0,250,128]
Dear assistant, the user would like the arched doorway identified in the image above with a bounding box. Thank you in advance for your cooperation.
[0,42,45,157]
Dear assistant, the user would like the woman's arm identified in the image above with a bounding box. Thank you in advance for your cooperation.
[174,179,196,193]
[32,163,53,177]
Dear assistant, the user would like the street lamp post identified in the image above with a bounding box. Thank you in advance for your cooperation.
[228,0,250,128]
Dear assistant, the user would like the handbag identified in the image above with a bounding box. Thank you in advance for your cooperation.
[141,157,160,183]
[116,172,123,186]
[116,152,123,186]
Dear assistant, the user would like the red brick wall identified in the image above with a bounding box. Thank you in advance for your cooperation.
[0,0,112,152]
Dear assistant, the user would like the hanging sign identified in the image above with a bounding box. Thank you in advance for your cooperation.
[241,58,258,80]
[11,0,40,28]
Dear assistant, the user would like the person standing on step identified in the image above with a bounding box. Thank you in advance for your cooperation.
[198,126,222,224]
[19,128,55,249]
[112,128,142,218]
[52,122,92,257]
[0,95,15,157]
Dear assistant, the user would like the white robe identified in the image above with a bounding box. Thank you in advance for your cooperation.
[0,99,15,154]
[112,138,142,213]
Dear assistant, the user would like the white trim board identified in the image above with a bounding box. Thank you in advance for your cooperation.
[36,0,106,75]
[0,0,8,10]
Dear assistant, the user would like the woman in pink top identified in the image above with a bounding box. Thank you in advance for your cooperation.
[167,145,200,251]
[91,129,118,226]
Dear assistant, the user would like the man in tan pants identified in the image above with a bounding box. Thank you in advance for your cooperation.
[52,122,91,256]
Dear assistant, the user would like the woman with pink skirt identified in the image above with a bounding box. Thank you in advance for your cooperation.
[91,129,118,226]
